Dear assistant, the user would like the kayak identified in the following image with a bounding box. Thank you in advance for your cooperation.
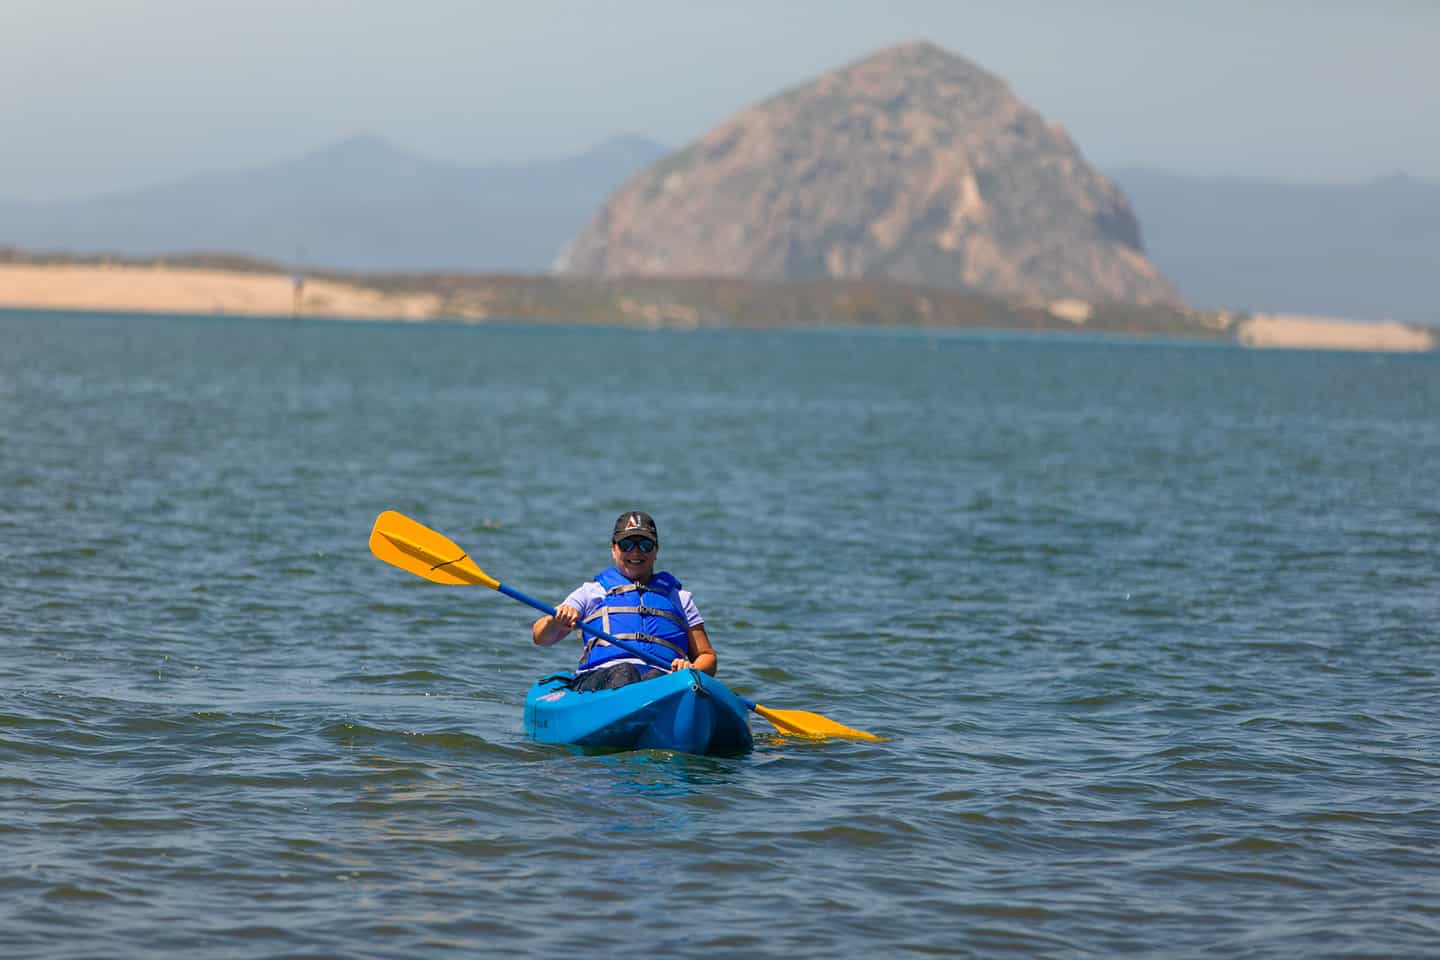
[368,511,881,743]
[524,668,754,756]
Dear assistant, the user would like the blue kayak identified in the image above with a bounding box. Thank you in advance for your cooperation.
[523,668,754,756]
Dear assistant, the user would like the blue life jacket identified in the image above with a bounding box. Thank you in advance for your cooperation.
[578,567,691,671]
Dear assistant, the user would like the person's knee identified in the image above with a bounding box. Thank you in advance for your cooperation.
[574,662,642,692]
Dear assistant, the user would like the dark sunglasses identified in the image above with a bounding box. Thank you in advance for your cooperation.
[615,537,657,554]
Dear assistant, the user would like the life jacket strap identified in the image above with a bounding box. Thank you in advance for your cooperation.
[581,633,688,662]
[582,573,690,666]
[586,604,686,627]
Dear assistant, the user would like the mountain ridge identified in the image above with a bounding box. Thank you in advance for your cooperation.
[0,133,666,272]
[1110,167,1440,323]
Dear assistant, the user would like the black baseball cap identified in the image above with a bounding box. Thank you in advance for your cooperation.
[612,511,659,544]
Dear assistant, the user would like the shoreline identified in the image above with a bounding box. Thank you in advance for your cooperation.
[1235,313,1435,353]
[1,262,1433,352]
[0,262,438,322]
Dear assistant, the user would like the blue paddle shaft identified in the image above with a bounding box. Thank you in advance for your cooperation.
[496,581,675,672]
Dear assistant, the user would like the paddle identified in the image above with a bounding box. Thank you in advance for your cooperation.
[368,510,882,741]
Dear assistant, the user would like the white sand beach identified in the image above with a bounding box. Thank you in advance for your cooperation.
[1237,313,1435,352]
[0,263,440,321]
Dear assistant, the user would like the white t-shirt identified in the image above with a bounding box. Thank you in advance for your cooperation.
[562,577,703,671]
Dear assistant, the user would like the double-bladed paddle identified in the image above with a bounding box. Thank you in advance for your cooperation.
[368,510,882,741]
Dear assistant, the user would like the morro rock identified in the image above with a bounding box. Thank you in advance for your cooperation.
[555,42,1178,307]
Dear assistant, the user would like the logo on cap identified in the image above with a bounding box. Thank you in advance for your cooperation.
[624,514,644,531]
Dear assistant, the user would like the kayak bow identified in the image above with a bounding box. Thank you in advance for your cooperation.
[525,668,754,755]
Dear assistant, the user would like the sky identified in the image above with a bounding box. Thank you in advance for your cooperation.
[3,0,1437,202]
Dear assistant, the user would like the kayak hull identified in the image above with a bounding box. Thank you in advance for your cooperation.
[524,668,754,756]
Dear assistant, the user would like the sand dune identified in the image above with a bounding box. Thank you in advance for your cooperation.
[0,263,439,320]
[1238,313,1435,352]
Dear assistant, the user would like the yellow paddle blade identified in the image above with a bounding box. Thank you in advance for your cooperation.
[753,704,885,742]
[369,510,500,588]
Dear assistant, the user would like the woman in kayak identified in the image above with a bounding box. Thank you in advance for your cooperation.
[531,511,718,692]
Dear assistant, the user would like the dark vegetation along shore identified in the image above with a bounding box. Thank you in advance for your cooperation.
[366,271,1233,337]
[0,249,1240,340]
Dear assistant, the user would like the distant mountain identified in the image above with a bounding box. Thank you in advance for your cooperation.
[1109,169,1440,324]
[557,42,1180,307]
[0,134,669,272]
[3,121,1435,326]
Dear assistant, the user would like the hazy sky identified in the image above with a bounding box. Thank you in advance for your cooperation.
[4,1,1436,201]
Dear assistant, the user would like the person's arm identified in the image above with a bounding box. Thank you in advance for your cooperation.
[534,584,597,646]
[671,624,717,675]
[532,603,580,646]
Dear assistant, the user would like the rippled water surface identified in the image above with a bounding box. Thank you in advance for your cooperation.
[3,309,1439,957]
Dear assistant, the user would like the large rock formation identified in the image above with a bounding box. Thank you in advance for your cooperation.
[556,42,1178,306]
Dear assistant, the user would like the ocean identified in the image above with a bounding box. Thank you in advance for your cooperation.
[3,308,1438,957]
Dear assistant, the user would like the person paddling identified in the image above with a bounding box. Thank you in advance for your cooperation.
[531,511,718,692]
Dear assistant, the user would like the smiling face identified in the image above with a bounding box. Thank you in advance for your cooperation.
[611,537,657,582]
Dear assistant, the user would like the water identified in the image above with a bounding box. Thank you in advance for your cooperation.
[3,308,1438,957]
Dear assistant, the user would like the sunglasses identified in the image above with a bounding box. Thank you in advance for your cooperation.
[615,537,657,554]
